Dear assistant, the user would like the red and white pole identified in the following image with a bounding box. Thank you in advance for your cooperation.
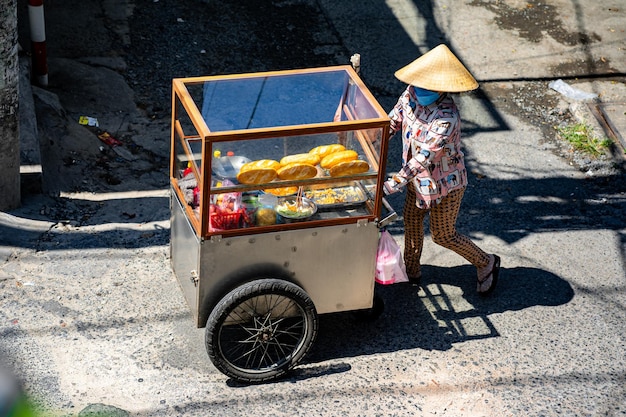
[28,0,48,86]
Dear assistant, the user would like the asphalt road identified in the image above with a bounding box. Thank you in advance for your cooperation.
[2,0,626,416]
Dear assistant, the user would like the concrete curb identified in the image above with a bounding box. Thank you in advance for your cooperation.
[570,101,626,165]
[549,79,626,167]
[18,55,42,194]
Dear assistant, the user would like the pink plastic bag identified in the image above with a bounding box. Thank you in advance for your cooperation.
[375,230,409,285]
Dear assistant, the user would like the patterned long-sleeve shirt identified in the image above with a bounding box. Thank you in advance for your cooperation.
[388,87,467,209]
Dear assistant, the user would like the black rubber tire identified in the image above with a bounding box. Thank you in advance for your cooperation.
[205,279,318,383]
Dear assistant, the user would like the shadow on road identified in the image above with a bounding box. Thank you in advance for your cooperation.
[2,173,625,251]
[306,264,574,363]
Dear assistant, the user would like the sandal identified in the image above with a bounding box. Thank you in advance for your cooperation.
[477,255,500,296]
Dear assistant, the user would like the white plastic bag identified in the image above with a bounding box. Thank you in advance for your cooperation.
[548,79,598,101]
[375,230,409,285]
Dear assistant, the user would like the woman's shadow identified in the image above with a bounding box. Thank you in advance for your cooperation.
[226,264,575,385]
[304,264,574,363]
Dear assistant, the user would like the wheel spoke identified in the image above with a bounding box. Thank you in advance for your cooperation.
[275,324,306,345]
[224,315,266,359]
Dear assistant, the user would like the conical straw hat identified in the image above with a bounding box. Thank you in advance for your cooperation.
[394,44,478,92]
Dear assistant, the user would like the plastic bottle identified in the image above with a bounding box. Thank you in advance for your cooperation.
[256,193,278,226]
[212,150,225,176]
[182,162,193,177]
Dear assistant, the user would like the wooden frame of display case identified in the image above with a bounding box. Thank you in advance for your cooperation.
[170,66,391,239]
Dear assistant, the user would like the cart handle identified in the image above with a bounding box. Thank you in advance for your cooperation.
[377,197,397,229]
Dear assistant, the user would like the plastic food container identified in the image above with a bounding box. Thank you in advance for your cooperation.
[275,197,318,223]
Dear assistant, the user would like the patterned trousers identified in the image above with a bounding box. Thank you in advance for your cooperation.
[403,183,490,278]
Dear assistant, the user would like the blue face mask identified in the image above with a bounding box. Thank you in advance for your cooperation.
[413,87,440,106]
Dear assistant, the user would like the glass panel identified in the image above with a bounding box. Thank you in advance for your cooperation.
[186,139,202,171]
[206,128,382,232]
[175,95,200,138]
[345,84,381,120]
[209,129,380,180]
[173,135,201,219]
[173,137,192,177]
[200,70,379,131]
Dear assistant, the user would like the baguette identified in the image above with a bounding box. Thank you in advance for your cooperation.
[280,153,321,167]
[237,159,280,184]
[276,163,318,180]
[320,150,358,169]
[264,186,299,196]
[309,144,346,159]
[329,160,370,177]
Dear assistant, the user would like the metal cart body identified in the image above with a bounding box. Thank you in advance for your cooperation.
[171,192,379,328]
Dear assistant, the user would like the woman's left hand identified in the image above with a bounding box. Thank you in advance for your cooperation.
[383,176,404,195]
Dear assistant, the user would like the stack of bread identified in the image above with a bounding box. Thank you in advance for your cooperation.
[317,148,370,177]
[236,144,370,187]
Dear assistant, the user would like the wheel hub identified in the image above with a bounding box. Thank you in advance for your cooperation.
[255,316,276,343]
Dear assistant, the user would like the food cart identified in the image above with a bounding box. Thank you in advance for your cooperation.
[169,66,395,383]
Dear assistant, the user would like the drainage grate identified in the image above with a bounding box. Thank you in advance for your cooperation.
[590,102,626,155]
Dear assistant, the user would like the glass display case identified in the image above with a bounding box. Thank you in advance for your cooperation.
[170,66,391,238]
